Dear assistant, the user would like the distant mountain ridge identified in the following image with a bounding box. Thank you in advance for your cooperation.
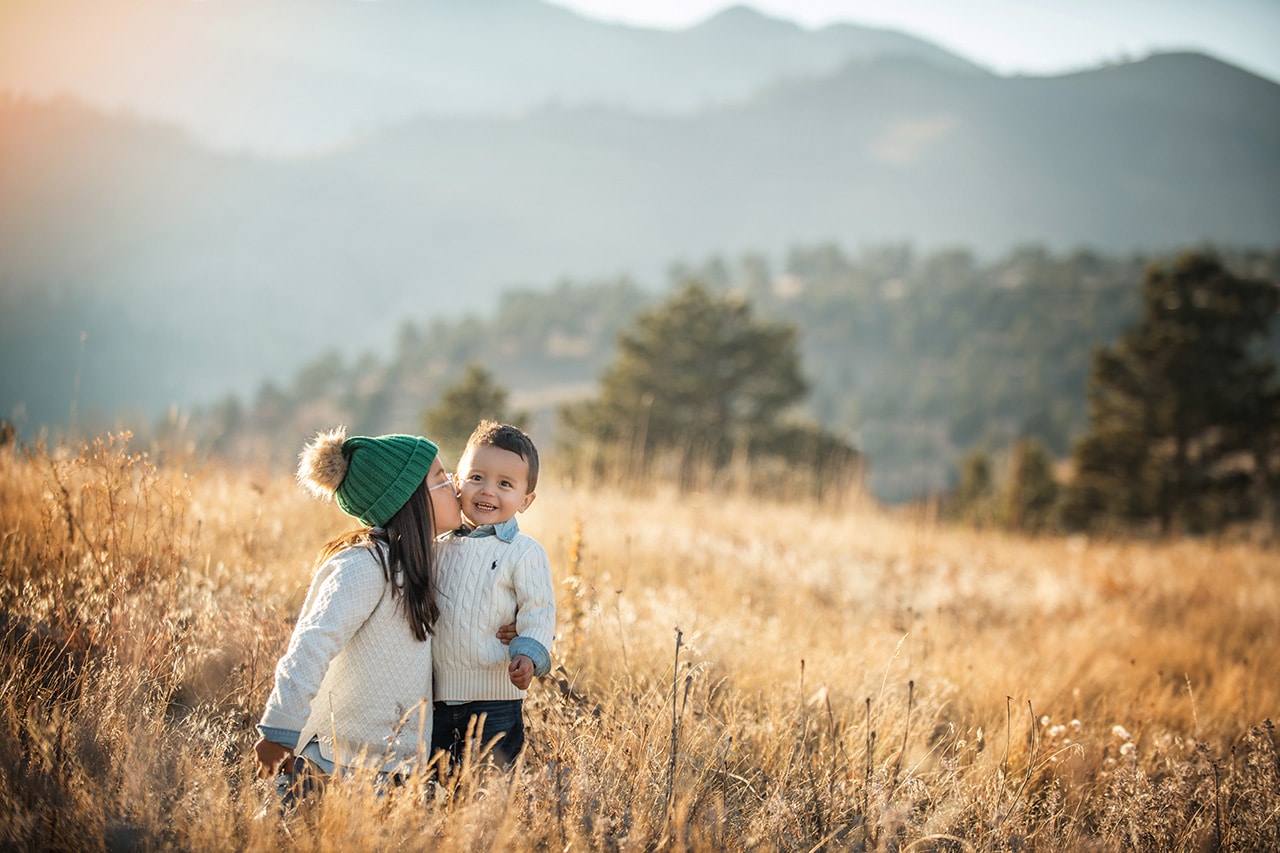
[0,0,981,154]
[1,7,1278,438]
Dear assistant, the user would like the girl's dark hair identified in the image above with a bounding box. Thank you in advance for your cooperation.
[314,478,439,641]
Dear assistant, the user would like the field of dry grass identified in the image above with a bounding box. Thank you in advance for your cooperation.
[2,433,1277,851]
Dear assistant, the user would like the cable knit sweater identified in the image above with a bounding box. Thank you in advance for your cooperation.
[258,542,434,774]
[433,521,556,701]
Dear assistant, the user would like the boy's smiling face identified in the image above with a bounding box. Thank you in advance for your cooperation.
[457,443,536,528]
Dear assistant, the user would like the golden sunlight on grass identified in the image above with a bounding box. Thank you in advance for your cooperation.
[2,435,1277,851]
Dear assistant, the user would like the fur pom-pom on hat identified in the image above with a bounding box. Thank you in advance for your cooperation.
[297,426,351,501]
[295,426,440,528]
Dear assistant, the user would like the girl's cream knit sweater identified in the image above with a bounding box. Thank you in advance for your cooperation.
[259,543,434,773]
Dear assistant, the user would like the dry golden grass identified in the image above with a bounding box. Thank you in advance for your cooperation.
[2,434,1277,851]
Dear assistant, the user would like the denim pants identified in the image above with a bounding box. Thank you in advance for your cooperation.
[275,756,323,809]
[431,700,525,769]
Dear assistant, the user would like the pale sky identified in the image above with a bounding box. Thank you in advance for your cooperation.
[547,0,1280,84]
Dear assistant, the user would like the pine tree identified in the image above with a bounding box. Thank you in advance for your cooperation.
[559,281,848,489]
[1003,438,1059,533]
[422,363,526,462]
[1062,252,1280,534]
[952,448,995,527]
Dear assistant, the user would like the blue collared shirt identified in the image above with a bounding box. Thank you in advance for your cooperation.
[459,515,521,543]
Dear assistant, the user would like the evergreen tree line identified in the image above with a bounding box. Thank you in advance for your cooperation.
[893,251,1279,536]
[173,243,1280,536]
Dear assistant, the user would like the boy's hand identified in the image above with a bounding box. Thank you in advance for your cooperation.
[508,654,534,690]
[253,738,294,779]
[496,621,517,645]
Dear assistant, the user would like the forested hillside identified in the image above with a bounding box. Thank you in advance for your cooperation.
[181,243,1280,503]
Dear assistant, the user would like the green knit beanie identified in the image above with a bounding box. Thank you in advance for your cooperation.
[334,434,440,527]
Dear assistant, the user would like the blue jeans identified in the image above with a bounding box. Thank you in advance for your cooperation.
[431,700,525,770]
[273,753,325,809]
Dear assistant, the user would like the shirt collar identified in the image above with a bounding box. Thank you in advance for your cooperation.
[462,516,520,542]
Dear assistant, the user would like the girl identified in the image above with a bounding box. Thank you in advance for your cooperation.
[252,427,461,787]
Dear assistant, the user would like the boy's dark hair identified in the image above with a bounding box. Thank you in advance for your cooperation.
[465,420,539,492]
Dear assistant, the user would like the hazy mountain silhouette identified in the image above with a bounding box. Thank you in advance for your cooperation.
[1,42,1278,436]
[0,0,980,154]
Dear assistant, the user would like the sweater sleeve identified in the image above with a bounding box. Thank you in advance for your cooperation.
[511,536,556,676]
[258,547,387,738]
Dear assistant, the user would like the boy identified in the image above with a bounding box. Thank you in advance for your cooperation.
[431,420,556,770]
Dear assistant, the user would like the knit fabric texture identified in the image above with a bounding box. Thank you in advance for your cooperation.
[432,531,556,702]
[258,542,435,773]
[337,434,438,527]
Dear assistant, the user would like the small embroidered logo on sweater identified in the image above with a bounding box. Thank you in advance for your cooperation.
[490,560,498,571]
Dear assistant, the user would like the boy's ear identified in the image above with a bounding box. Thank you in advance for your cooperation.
[517,491,537,513]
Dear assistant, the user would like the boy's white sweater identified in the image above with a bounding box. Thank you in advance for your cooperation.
[433,528,556,701]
